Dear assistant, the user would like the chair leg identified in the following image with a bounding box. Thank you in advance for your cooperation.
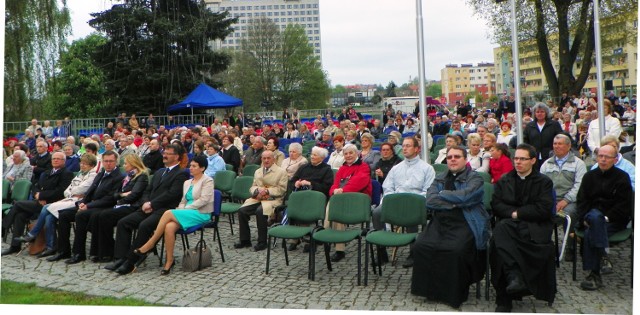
[369,243,377,275]
[215,227,225,263]
[309,239,315,281]
[364,241,369,286]
[324,243,332,272]
[572,235,578,281]
[283,239,289,266]
[266,236,271,274]
[227,213,234,235]
[377,245,383,276]
[159,236,165,267]
[357,237,362,286]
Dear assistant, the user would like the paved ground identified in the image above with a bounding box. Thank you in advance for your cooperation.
[0,218,633,313]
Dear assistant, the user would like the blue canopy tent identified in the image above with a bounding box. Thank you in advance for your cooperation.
[167,83,243,121]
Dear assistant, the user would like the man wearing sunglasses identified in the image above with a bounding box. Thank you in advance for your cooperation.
[490,143,556,312]
[412,145,488,308]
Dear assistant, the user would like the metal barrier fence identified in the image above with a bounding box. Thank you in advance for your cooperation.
[2,107,385,139]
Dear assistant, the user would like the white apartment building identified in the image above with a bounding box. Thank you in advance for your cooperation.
[205,0,322,58]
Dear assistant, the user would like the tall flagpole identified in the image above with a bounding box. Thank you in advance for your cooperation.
[593,0,605,141]
[416,0,430,162]
[509,0,523,144]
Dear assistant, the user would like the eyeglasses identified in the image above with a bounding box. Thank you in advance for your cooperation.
[51,158,65,161]
[513,157,533,161]
[446,155,463,160]
[596,154,616,160]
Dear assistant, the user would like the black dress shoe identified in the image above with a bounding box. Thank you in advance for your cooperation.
[1,246,20,256]
[506,273,527,295]
[17,234,36,243]
[287,243,298,251]
[233,241,252,249]
[115,261,136,275]
[64,254,86,264]
[253,242,267,251]
[47,252,70,262]
[104,258,127,271]
[36,248,56,258]
[330,251,345,262]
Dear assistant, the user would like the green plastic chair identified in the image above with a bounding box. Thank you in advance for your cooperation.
[432,163,449,174]
[477,171,492,183]
[2,179,10,202]
[242,164,260,177]
[225,164,234,171]
[572,220,633,286]
[2,179,32,215]
[214,170,236,199]
[220,176,254,235]
[482,182,494,299]
[436,136,446,146]
[310,192,371,285]
[265,190,327,275]
[364,193,426,285]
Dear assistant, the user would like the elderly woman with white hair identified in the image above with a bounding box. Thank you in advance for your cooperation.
[325,143,372,262]
[4,150,33,186]
[281,142,308,179]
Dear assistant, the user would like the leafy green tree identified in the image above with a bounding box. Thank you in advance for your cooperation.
[333,85,347,95]
[488,94,499,103]
[426,83,442,97]
[88,0,237,115]
[371,94,382,105]
[385,81,397,97]
[5,0,71,121]
[467,0,637,98]
[224,18,329,112]
[42,34,110,118]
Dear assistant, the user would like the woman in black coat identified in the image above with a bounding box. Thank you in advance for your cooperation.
[522,102,563,167]
[373,142,401,184]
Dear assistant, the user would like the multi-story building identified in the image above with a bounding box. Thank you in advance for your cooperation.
[493,13,637,103]
[205,0,322,58]
[441,63,495,105]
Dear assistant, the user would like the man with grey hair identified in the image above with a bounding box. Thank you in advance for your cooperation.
[235,150,288,251]
[30,140,52,184]
[4,150,33,185]
[539,133,587,261]
[2,151,74,255]
[242,136,266,170]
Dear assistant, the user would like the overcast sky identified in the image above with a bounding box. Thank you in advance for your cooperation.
[66,0,497,87]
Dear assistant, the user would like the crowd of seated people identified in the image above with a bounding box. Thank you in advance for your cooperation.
[1,96,635,311]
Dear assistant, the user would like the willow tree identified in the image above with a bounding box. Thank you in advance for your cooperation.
[467,0,637,98]
[5,0,71,121]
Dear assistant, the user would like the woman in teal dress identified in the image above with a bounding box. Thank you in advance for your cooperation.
[134,155,214,275]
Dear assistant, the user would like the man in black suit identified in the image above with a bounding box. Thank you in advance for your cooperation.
[49,151,125,263]
[2,152,74,255]
[107,143,188,274]
[30,140,52,184]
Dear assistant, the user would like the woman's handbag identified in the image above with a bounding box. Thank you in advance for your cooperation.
[181,239,212,272]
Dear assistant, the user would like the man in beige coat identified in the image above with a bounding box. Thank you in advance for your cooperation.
[234,150,288,251]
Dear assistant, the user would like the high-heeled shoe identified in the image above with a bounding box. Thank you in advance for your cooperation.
[160,260,175,276]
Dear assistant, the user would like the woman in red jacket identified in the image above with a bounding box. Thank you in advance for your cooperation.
[489,143,514,184]
[326,143,372,262]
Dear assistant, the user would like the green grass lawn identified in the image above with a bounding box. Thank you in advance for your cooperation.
[0,280,163,306]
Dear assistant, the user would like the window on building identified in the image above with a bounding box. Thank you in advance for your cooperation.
[315,49,320,53]
[315,36,319,40]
